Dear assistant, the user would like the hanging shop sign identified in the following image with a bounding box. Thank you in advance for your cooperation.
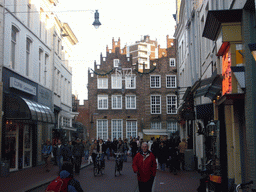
[222,46,232,96]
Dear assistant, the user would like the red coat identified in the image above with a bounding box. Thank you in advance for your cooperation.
[132,151,157,182]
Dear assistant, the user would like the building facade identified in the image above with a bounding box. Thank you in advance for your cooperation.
[0,0,77,172]
[88,36,177,141]
[175,0,256,190]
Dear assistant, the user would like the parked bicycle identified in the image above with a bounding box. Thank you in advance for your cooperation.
[114,153,123,177]
[93,153,105,177]
[236,180,255,192]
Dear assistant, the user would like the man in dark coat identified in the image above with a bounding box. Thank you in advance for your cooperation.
[132,142,157,192]
[130,138,138,159]
[72,138,85,174]
[158,141,168,171]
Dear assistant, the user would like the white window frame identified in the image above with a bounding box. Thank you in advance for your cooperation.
[169,58,176,66]
[98,95,108,109]
[167,121,178,132]
[39,49,43,83]
[150,75,161,88]
[151,95,161,114]
[26,38,32,76]
[111,75,122,89]
[111,119,123,140]
[166,95,177,114]
[97,120,108,141]
[97,77,108,89]
[166,75,177,88]
[125,95,136,109]
[125,76,136,89]
[11,26,19,69]
[112,95,122,109]
[151,122,162,129]
[126,120,137,139]
[113,59,119,68]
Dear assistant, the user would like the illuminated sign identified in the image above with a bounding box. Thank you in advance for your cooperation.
[222,46,232,96]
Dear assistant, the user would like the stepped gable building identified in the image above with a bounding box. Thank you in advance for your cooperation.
[88,35,177,141]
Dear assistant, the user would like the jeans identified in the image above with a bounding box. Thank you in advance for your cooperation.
[56,156,63,171]
[84,150,89,160]
[74,156,82,173]
[106,148,110,160]
[159,163,165,171]
[123,150,127,162]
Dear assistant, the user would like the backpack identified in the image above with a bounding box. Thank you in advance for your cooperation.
[45,176,72,192]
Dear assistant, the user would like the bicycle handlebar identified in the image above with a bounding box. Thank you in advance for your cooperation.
[240,180,253,188]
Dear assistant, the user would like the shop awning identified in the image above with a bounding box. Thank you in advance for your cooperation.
[194,73,222,100]
[143,129,168,136]
[203,9,242,41]
[5,94,55,124]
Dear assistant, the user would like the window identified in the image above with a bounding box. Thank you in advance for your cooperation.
[151,95,161,114]
[169,58,175,66]
[44,54,49,85]
[113,59,119,67]
[26,38,32,76]
[11,26,18,69]
[126,121,137,138]
[125,76,136,89]
[39,49,43,83]
[97,77,108,89]
[126,95,136,109]
[39,8,43,38]
[167,95,177,114]
[112,120,123,140]
[151,122,161,129]
[98,95,108,109]
[27,1,31,28]
[97,120,108,141]
[150,75,161,88]
[166,75,176,88]
[111,75,122,89]
[112,95,122,109]
[45,15,49,44]
[62,117,71,127]
[167,121,178,132]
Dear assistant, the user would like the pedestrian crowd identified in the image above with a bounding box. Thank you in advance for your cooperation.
[41,136,188,192]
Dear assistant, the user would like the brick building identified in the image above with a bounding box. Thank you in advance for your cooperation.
[88,36,177,141]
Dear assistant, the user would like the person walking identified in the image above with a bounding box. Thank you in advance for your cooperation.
[56,139,65,172]
[42,139,52,172]
[67,141,74,165]
[105,138,112,160]
[130,138,138,159]
[83,140,90,161]
[178,138,188,171]
[158,141,168,171]
[123,139,129,162]
[72,138,85,174]
[132,142,157,192]
[151,138,160,170]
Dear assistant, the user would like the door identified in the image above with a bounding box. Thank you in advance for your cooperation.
[5,122,18,171]
[23,125,32,168]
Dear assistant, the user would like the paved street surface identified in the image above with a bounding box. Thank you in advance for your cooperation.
[0,156,201,192]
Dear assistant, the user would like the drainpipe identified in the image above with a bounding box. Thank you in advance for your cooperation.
[0,0,5,160]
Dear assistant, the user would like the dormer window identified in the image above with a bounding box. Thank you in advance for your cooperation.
[113,59,119,68]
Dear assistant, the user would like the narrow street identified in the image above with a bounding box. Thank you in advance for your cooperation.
[30,156,201,192]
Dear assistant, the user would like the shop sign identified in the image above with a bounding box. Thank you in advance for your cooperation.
[222,47,232,96]
[10,77,36,96]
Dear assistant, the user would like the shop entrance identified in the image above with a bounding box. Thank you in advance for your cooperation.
[4,122,32,171]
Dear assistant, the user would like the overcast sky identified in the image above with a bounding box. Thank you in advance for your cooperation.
[57,0,176,103]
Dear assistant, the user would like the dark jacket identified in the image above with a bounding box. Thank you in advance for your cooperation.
[112,140,118,152]
[97,143,107,154]
[56,145,65,157]
[158,145,168,164]
[72,143,85,157]
[105,141,112,150]
[151,142,159,158]
[116,143,124,153]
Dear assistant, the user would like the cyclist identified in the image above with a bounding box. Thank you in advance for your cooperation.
[116,140,125,168]
[97,139,106,168]
[89,140,98,167]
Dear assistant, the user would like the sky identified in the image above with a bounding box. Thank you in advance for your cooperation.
[57,0,177,104]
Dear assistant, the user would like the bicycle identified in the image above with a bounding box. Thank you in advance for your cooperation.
[114,153,123,177]
[93,153,105,177]
[236,180,255,192]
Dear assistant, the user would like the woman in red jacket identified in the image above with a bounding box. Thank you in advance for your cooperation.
[132,142,157,192]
